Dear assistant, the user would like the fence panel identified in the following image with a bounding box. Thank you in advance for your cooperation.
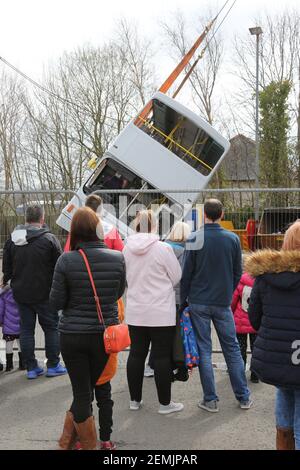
[1,188,299,354]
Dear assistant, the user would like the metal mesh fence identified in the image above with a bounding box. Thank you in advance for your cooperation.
[1,187,300,354]
[0,190,79,252]
[83,187,300,252]
[1,188,300,250]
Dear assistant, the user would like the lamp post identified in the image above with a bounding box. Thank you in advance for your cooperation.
[249,26,263,225]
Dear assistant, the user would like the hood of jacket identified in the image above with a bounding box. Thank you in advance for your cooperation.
[11,224,50,246]
[245,249,300,291]
[0,284,10,296]
[240,272,254,287]
[125,233,159,255]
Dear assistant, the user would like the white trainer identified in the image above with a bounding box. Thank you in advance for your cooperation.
[144,365,154,377]
[129,400,143,411]
[158,401,184,415]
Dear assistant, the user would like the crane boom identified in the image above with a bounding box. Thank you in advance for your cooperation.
[135,17,217,125]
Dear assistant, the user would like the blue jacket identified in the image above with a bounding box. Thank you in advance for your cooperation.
[165,240,185,305]
[246,250,300,389]
[180,224,242,307]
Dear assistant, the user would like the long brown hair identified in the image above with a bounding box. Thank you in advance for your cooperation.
[70,207,103,250]
[134,210,157,233]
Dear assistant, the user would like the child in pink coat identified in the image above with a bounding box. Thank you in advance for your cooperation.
[231,272,258,383]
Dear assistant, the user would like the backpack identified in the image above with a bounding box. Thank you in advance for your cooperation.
[180,308,200,369]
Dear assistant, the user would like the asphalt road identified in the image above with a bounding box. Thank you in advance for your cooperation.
[0,351,275,451]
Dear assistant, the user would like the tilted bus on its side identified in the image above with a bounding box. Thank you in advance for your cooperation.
[56,91,230,237]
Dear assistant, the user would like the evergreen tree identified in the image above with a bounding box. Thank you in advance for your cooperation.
[259,80,291,189]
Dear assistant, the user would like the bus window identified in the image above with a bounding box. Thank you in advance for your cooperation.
[83,157,183,224]
[135,99,224,176]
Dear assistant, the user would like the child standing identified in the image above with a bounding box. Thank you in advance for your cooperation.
[231,272,259,383]
[0,285,25,371]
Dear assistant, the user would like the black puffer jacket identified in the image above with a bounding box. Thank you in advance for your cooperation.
[50,241,126,334]
[246,250,300,389]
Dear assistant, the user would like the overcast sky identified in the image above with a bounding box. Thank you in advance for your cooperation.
[1,0,299,80]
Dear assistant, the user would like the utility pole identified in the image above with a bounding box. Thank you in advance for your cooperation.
[249,26,263,224]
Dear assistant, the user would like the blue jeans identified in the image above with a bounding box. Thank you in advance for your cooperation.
[276,388,300,450]
[190,304,250,403]
[18,301,60,371]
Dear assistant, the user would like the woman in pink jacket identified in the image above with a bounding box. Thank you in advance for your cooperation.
[123,210,183,415]
[231,272,258,383]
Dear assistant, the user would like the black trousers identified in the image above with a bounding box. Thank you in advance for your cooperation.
[94,382,114,442]
[60,332,113,440]
[127,325,175,406]
[236,333,257,366]
[148,304,180,370]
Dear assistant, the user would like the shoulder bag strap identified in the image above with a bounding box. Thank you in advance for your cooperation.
[78,248,105,328]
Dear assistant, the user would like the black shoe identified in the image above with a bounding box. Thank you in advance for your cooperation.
[0,362,3,372]
[5,353,14,372]
[250,372,259,383]
[18,352,26,371]
[173,366,189,382]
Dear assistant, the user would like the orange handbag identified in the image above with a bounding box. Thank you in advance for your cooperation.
[79,249,131,354]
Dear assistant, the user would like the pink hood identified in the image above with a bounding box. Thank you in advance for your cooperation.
[125,233,159,255]
[123,233,182,327]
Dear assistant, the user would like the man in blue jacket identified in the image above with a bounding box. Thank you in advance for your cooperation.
[181,199,252,412]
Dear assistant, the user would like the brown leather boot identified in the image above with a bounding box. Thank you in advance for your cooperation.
[276,427,295,450]
[58,411,77,450]
[74,416,97,450]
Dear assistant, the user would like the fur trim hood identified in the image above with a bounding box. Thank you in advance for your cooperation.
[245,250,300,277]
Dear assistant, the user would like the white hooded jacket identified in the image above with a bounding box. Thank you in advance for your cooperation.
[123,233,182,327]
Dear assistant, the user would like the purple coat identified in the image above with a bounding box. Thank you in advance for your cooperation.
[0,288,20,336]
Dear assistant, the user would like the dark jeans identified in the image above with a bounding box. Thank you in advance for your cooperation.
[236,333,257,367]
[276,388,300,450]
[18,301,60,371]
[95,382,114,442]
[127,325,175,406]
[60,333,109,425]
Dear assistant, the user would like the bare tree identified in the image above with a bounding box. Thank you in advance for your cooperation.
[161,10,224,125]
[115,19,155,110]
[232,10,300,186]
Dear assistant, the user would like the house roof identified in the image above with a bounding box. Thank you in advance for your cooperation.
[221,134,256,182]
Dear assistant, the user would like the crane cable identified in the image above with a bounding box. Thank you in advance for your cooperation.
[0,55,122,128]
[172,0,237,99]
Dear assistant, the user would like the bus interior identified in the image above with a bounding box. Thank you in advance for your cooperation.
[135,98,225,176]
[83,157,183,233]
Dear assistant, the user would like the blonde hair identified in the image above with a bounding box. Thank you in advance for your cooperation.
[167,221,191,243]
[134,210,157,233]
[282,220,300,251]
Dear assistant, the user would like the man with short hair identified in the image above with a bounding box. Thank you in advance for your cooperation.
[64,194,124,252]
[2,205,67,379]
[181,199,252,412]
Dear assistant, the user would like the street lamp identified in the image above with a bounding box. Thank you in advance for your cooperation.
[249,26,263,225]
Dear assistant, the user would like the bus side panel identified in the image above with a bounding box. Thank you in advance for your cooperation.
[109,123,207,206]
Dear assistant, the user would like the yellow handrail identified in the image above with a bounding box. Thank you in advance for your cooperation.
[136,116,213,172]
